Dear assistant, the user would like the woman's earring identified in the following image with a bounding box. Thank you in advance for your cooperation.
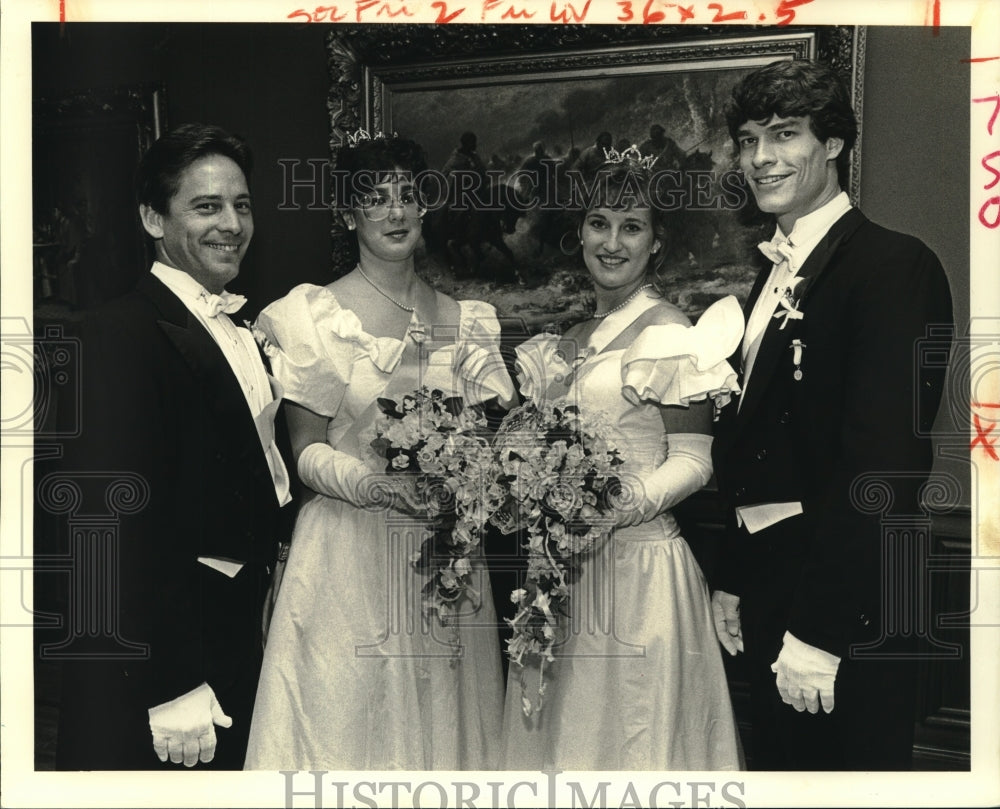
[559,231,582,256]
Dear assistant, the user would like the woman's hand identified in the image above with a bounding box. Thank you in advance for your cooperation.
[612,501,644,529]
[365,474,428,518]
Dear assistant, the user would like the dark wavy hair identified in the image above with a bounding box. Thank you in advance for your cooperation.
[335,135,429,209]
[575,161,671,296]
[726,59,857,187]
[135,123,253,214]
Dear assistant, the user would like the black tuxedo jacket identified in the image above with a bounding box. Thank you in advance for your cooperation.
[56,273,286,769]
[711,208,953,658]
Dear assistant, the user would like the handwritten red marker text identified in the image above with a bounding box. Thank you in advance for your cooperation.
[286,0,815,25]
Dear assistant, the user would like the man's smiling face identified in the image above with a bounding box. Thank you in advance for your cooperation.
[140,153,253,293]
[737,114,843,233]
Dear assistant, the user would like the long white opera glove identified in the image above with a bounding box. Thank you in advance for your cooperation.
[770,631,841,714]
[298,443,421,513]
[148,682,232,767]
[616,433,714,528]
[712,590,744,656]
[298,443,374,507]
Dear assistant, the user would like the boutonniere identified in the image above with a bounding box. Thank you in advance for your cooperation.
[245,319,278,361]
[772,276,810,330]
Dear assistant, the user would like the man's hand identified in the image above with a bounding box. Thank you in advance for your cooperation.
[148,683,232,766]
[711,590,744,656]
[770,631,841,714]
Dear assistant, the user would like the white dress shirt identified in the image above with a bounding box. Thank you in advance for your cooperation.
[151,262,291,508]
[736,192,852,533]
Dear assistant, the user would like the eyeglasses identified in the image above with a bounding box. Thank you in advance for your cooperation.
[356,189,427,222]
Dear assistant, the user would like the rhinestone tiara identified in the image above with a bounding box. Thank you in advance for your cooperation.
[345,127,398,147]
[601,144,658,171]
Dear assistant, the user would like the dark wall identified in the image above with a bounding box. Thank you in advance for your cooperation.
[861,26,969,320]
[33,23,335,316]
[860,26,971,504]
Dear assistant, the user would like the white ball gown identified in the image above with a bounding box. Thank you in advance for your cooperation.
[244,284,513,770]
[499,289,745,771]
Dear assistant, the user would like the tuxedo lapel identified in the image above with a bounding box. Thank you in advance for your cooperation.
[137,274,276,487]
[793,207,867,289]
[731,208,868,430]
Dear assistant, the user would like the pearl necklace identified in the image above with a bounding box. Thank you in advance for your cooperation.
[592,283,652,318]
[355,264,428,344]
[356,264,415,312]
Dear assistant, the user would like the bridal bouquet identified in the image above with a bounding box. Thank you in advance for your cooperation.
[492,397,626,715]
[370,387,507,641]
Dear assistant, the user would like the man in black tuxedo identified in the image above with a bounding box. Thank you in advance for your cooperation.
[710,60,953,770]
[55,123,292,770]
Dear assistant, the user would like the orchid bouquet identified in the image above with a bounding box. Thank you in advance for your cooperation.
[369,387,506,650]
[491,397,626,715]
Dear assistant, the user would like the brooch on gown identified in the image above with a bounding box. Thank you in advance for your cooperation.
[407,320,427,345]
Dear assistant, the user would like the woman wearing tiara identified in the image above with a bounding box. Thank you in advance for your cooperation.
[499,148,745,770]
[244,133,513,770]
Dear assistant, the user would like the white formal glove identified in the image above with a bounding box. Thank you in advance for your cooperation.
[148,682,231,767]
[616,433,714,528]
[298,443,422,514]
[770,631,841,714]
[711,590,744,656]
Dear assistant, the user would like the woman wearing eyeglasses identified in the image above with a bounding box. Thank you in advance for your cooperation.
[244,134,514,770]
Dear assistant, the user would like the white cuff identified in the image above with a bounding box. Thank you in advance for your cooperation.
[780,630,841,674]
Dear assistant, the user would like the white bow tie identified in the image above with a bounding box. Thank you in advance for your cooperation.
[199,290,247,318]
[758,237,796,269]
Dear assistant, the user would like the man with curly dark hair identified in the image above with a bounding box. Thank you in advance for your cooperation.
[711,59,953,770]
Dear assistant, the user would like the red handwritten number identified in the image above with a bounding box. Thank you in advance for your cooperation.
[617,0,634,21]
[982,151,1000,191]
[432,1,464,22]
[708,3,747,21]
[979,198,1000,229]
[974,97,1000,230]
[642,0,665,24]
[973,95,1000,136]
[775,0,814,26]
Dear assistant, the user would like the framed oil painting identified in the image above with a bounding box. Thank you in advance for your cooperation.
[328,24,864,333]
